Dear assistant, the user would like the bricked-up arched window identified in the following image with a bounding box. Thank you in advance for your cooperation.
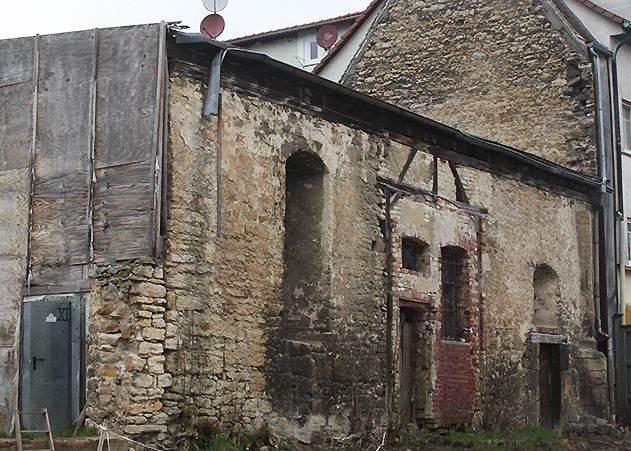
[441,246,467,340]
[533,264,561,330]
[282,151,326,304]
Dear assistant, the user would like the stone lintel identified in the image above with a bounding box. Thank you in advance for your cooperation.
[530,332,566,344]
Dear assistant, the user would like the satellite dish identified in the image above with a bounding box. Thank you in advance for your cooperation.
[201,14,226,39]
[316,25,338,50]
[203,0,229,12]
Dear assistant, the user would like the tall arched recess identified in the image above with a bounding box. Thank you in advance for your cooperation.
[267,150,333,418]
[533,264,561,331]
[282,151,326,309]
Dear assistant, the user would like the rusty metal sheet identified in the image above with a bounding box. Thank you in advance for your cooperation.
[92,162,154,261]
[0,37,33,87]
[95,24,159,169]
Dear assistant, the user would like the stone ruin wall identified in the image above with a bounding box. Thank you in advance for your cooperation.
[85,67,606,441]
[380,141,606,429]
[346,0,597,173]
[390,194,481,427]
[160,70,388,443]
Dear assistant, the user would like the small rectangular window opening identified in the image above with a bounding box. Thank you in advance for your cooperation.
[402,238,429,273]
[627,220,631,265]
[442,247,466,340]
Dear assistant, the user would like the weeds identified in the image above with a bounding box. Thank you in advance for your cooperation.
[400,426,566,451]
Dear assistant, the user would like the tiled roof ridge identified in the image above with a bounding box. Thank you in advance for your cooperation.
[226,11,362,44]
[573,0,626,23]
[550,0,599,43]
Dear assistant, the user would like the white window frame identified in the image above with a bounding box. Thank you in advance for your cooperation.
[623,101,631,154]
[627,219,631,266]
[298,32,325,68]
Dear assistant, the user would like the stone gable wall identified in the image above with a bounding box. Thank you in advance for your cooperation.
[346,0,597,173]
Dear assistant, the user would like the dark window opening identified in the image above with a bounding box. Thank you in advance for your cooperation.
[402,238,429,273]
[441,246,467,340]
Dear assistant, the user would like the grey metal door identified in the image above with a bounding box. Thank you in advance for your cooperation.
[20,295,81,430]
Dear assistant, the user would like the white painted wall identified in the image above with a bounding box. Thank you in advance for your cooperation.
[243,38,301,68]
[319,4,384,83]
[237,23,352,72]
[564,0,631,316]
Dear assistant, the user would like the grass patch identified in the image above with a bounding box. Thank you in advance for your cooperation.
[196,432,289,451]
[401,426,566,450]
[194,422,291,451]
[52,426,98,438]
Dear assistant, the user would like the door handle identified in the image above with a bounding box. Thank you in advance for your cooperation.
[32,356,45,371]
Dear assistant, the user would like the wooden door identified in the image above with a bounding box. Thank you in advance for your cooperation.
[539,344,561,429]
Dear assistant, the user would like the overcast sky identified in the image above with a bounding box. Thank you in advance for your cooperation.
[2,0,628,42]
[0,0,372,41]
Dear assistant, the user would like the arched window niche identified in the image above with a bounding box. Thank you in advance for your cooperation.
[533,264,561,332]
[281,151,327,318]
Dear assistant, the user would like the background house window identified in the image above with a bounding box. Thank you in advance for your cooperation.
[310,41,319,60]
[623,102,631,152]
[402,238,429,273]
[627,221,631,266]
[441,246,467,340]
[300,33,325,66]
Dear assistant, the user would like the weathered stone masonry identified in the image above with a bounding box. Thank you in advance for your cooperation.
[88,258,175,440]
[347,0,597,173]
[0,25,609,443]
[80,37,608,440]
[158,66,388,442]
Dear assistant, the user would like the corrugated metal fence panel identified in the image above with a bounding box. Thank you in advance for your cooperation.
[30,31,94,285]
[93,24,160,260]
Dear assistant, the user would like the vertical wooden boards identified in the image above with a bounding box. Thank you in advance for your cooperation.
[93,24,161,260]
[0,36,33,328]
[0,24,163,291]
[93,162,155,259]
[0,37,33,87]
[0,37,33,431]
[30,31,94,286]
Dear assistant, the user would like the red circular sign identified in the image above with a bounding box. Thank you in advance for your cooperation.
[316,25,338,49]
[200,14,226,39]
